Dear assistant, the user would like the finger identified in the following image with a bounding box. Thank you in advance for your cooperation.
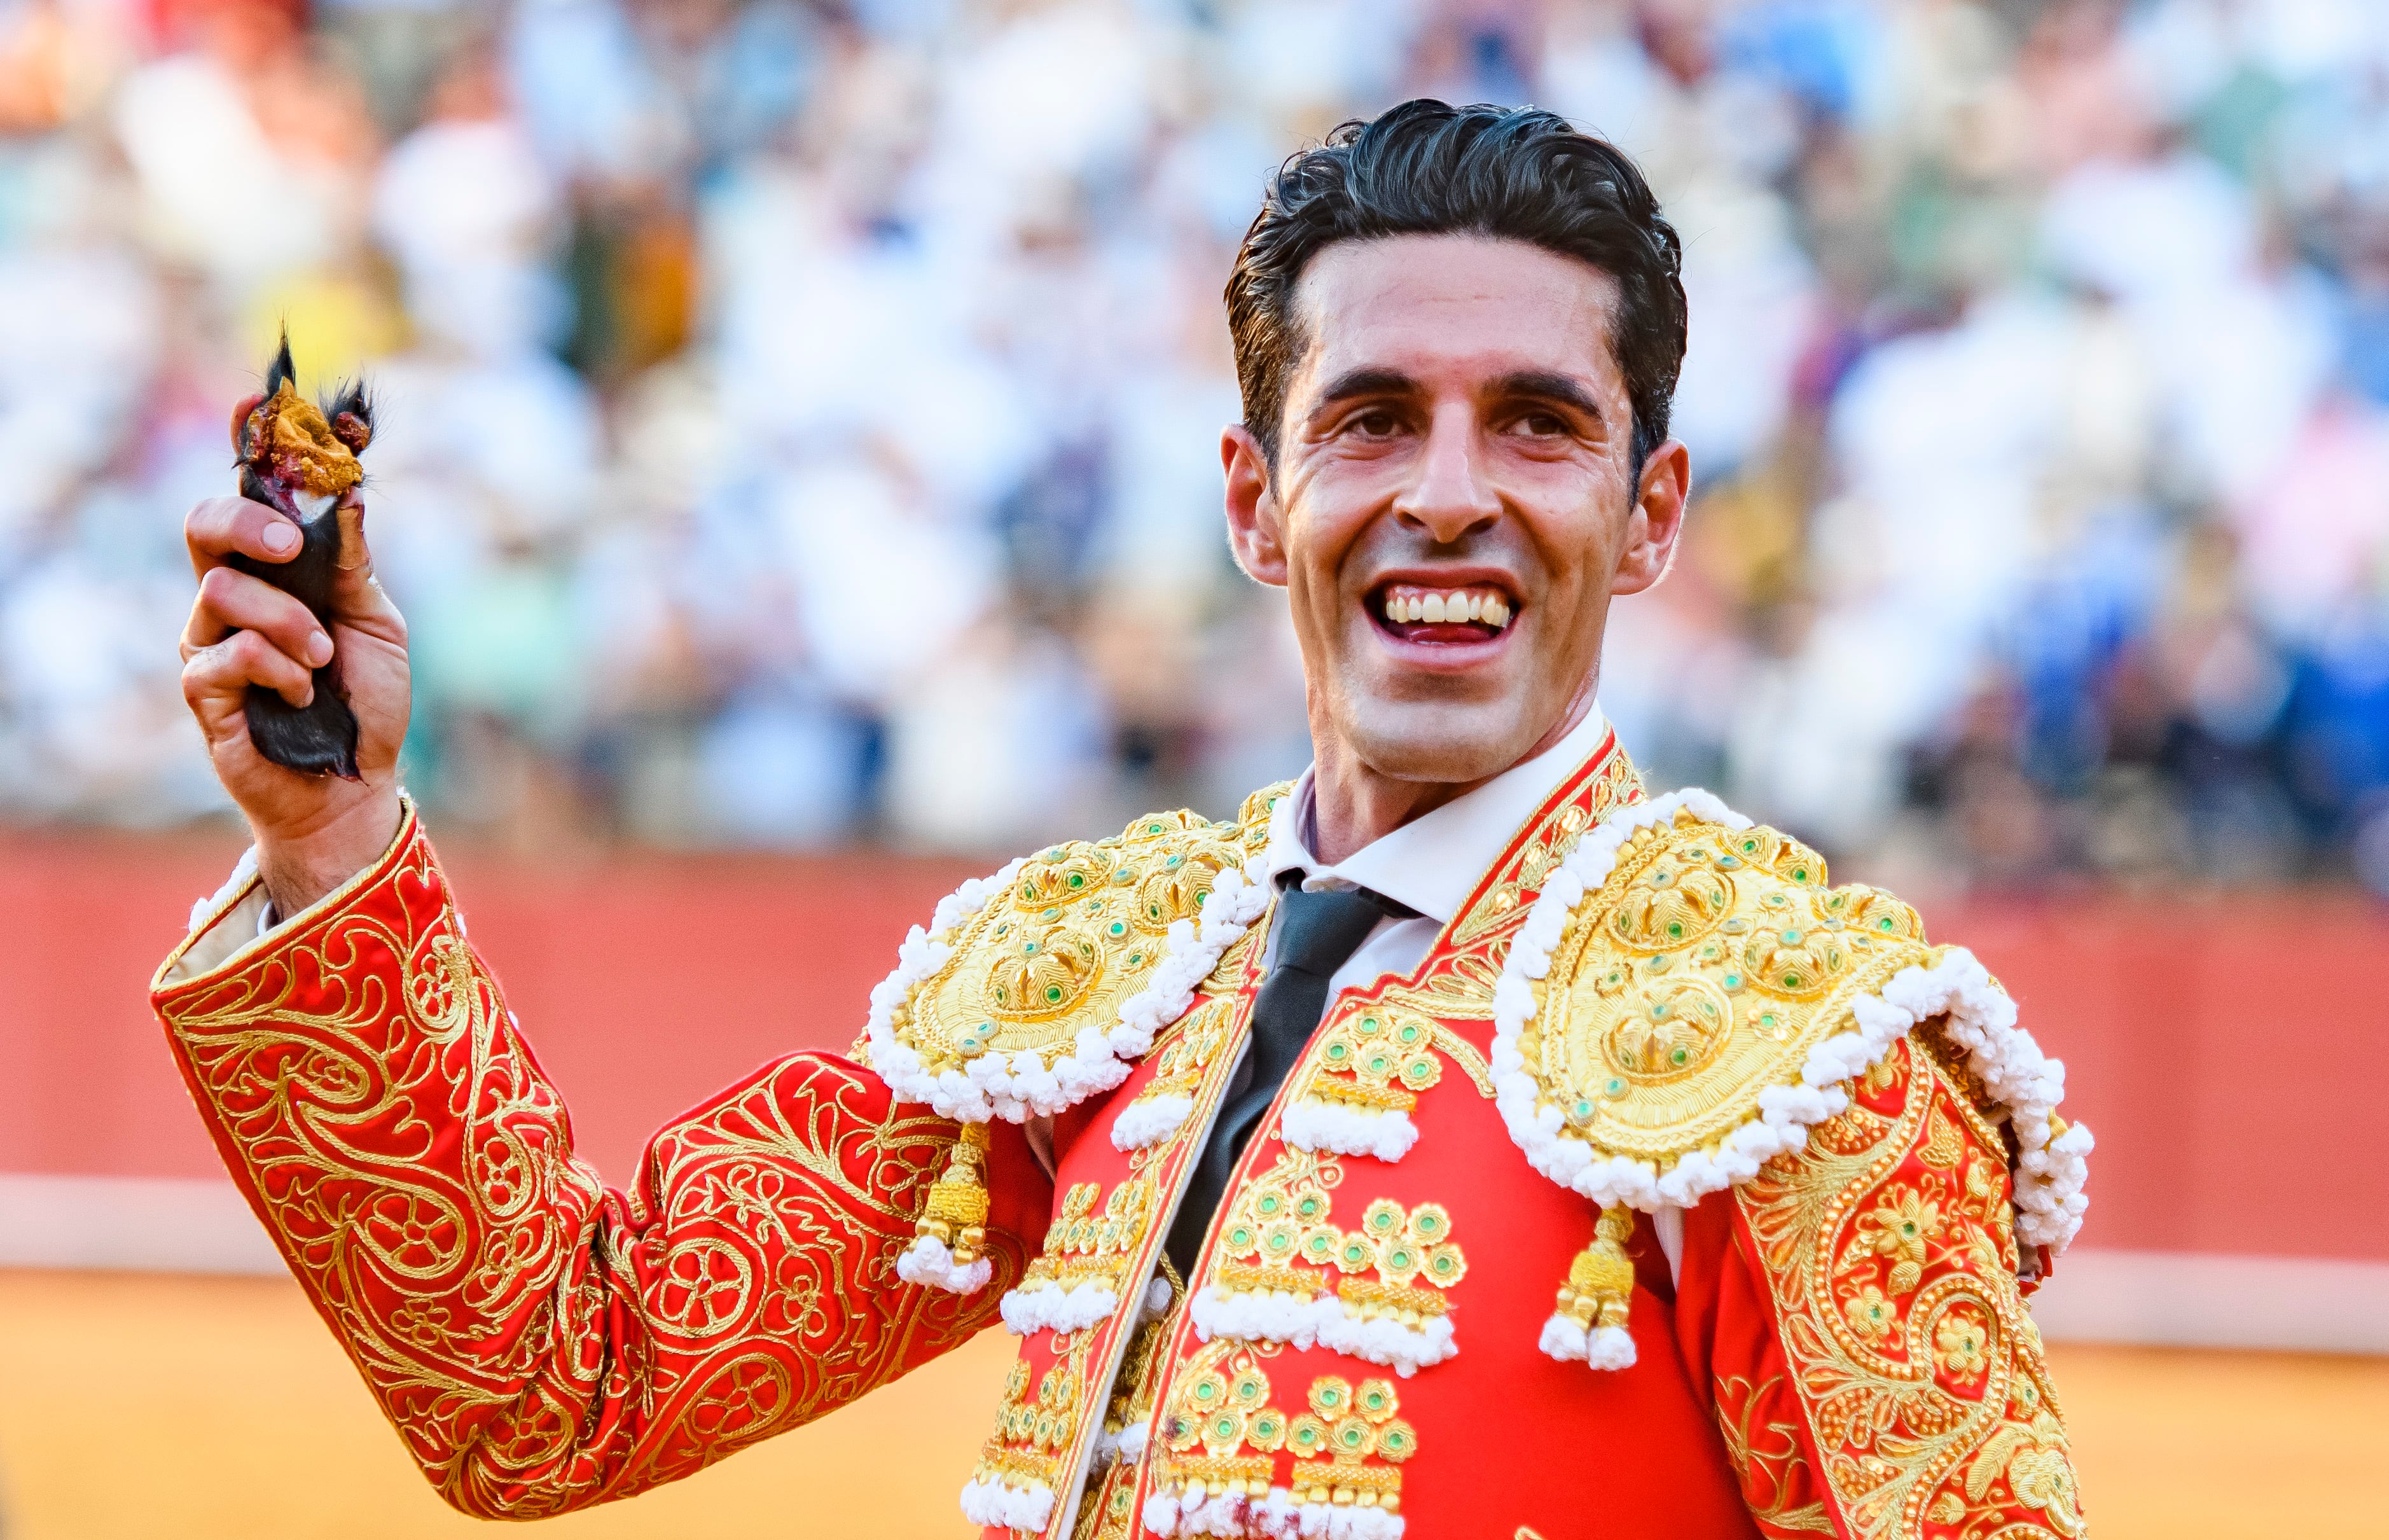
[186,494,301,578]
[184,628,316,711]
[183,565,333,663]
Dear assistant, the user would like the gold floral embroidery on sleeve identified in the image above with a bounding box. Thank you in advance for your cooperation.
[155,830,1013,1517]
[1735,1036,2086,1539]
[1714,1374,1838,1536]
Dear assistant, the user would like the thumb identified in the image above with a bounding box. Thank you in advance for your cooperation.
[326,490,400,631]
[333,490,371,576]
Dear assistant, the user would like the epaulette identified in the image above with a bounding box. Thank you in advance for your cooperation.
[1490,791,2092,1368]
[872,786,1288,1291]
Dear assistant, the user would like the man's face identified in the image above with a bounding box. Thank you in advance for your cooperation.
[1223,233,1689,788]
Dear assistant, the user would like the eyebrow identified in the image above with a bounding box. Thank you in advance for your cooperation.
[1490,370,1606,422]
[1305,366,1607,424]
[1310,367,1420,411]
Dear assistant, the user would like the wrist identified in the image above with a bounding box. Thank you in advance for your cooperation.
[254,788,405,919]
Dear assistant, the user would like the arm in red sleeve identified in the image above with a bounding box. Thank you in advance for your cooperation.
[150,804,1049,1517]
[1673,1034,2086,1540]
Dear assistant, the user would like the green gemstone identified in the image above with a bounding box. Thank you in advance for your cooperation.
[1045,985,1063,1002]
[1067,873,1083,888]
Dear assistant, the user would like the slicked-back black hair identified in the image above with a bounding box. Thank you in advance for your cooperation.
[1228,99,1687,471]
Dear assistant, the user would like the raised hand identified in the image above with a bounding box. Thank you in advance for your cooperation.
[180,488,411,916]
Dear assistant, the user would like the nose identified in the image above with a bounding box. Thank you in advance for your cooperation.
[1390,401,1500,544]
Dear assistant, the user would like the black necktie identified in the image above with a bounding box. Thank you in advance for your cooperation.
[1165,878,1408,1278]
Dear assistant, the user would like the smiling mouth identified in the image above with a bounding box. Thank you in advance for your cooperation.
[1369,582,1516,643]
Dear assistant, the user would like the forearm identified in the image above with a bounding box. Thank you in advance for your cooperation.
[253,784,404,918]
[153,807,1041,1515]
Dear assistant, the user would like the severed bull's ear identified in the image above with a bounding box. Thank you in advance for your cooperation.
[325,378,375,455]
[263,328,296,398]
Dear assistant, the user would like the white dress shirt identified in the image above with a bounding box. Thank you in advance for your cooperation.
[1256,705,1611,994]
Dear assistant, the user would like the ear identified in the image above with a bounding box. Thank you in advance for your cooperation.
[1221,424,1289,586]
[1612,438,1689,596]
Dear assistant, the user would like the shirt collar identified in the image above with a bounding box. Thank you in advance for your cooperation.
[1261,705,1611,926]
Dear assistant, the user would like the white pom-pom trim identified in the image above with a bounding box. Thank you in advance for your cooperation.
[1537,1312,1638,1370]
[1490,788,2091,1254]
[1142,1485,1403,1539]
[1190,1284,1340,1350]
[959,1474,1055,1530]
[894,1235,991,1294]
[999,1280,1121,1335]
[1111,1093,1195,1151]
[1315,1309,1456,1377]
[1190,1286,1455,1377]
[868,855,1274,1125]
[1279,1099,1419,1163]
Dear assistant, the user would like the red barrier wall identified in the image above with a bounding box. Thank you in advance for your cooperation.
[4,830,2382,1263]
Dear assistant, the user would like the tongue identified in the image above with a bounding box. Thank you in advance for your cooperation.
[1391,618,1493,642]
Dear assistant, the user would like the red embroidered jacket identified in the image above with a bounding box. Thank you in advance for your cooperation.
[152,742,2087,1539]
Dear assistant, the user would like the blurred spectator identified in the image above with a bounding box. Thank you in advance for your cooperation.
[0,0,2382,896]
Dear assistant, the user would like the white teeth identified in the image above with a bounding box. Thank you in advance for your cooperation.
[1380,587,1513,630]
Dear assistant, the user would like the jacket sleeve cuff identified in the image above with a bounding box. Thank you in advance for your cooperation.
[154,796,420,995]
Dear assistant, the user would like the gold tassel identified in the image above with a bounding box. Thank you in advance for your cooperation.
[1553,1202,1637,1338]
[917,1121,993,1264]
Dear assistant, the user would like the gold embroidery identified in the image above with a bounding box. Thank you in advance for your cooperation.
[1125,994,1236,1109]
[1017,1176,1157,1296]
[1300,1006,1444,1114]
[1737,1039,2085,1539]
[980,1350,1085,1492]
[896,804,1271,1083]
[1156,1341,1283,1499]
[1292,1004,1498,1120]
[1285,1375,1416,1511]
[1451,749,1647,945]
[1714,1374,1838,1536]
[153,824,1011,1517]
[1214,1149,1468,1326]
[1153,1349,1418,1515]
[1523,813,1933,1174]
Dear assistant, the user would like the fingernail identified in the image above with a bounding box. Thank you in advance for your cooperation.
[263,522,299,555]
[305,632,333,667]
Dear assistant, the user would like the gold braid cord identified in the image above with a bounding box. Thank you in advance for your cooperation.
[151,807,1032,1517]
[1735,1035,2085,1539]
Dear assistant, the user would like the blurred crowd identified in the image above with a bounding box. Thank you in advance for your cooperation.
[0,0,2385,892]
